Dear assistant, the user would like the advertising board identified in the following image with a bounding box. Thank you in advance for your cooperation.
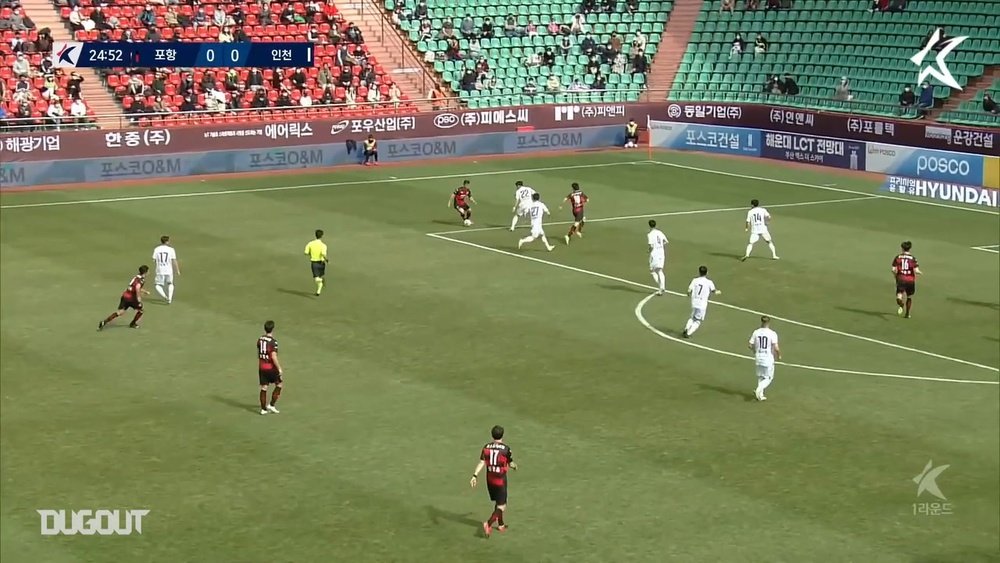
[865,143,985,185]
[649,121,761,157]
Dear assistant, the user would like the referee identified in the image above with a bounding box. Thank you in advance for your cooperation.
[304,229,329,296]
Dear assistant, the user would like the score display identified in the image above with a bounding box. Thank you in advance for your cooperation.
[52,41,314,68]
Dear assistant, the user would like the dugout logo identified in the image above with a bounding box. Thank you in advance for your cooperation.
[38,509,150,536]
[433,113,460,129]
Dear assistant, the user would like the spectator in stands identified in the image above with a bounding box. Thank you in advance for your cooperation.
[593,72,607,90]
[320,85,335,105]
[336,45,355,67]
[339,65,353,87]
[39,73,55,100]
[414,0,428,20]
[468,36,482,58]
[440,19,455,39]
[560,34,572,55]
[418,19,433,41]
[151,73,166,95]
[148,27,163,42]
[39,57,52,75]
[524,50,541,67]
[164,6,179,27]
[192,7,208,28]
[580,32,596,56]
[306,25,319,42]
[305,0,321,19]
[219,26,234,43]
[179,72,195,96]
[581,0,598,15]
[318,63,334,87]
[127,74,146,98]
[248,68,264,90]
[730,33,745,58]
[898,85,916,110]
[526,19,539,38]
[229,88,244,111]
[763,74,781,94]
[546,18,560,35]
[224,68,240,91]
[833,76,852,101]
[389,83,402,108]
[868,0,888,12]
[10,31,26,53]
[603,0,616,13]
[275,87,293,108]
[233,26,248,42]
[360,63,377,88]
[366,86,380,105]
[252,89,268,109]
[290,67,307,89]
[14,74,31,96]
[211,5,226,27]
[503,15,518,37]
[12,8,34,30]
[45,96,65,129]
[231,5,245,26]
[280,4,296,24]
[461,14,476,38]
[135,4,154,27]
[633,31,647,54]
[612,51,626,73]
[15,100,34,130]
[200,70,217,92]
[754,33,769,54]
[12,53,29,77]
[346,22,364,44]
[887,0,906,12]
[259,3,274,25]
[152,95,171,117]
[983,93,997,114]
[631,50,648,74]
[445,37,461,60]
[70,96,87,125]
[34,28,52,53]
[720,0,734,13]
[765,0,780,9]
[546,74,561,93]
[746,0,759,9]
[626,0,639,13]
[783,74,799,95]
[570,13,586,34]
[523,78,538,96]
[568,78,586,94]
[179,95,198,113]
[300,89,313,107]
[329,23,343,44]
[917,81,933,117]
[481,17,495,39]
[587,54,600,75]
[68,6,83,32]
[542,47,555,67]
[345,85,358,108]
[123,28,139,42]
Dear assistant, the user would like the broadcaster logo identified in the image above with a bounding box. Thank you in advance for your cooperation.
[909,30,968,91]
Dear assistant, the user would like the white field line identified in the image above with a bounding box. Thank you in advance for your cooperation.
[971,244,1000,254]
[634,294,998,386]
[425,232,1000,376]
[0,160,645,210]
[650,160,1000,216]
[429,195,877,235]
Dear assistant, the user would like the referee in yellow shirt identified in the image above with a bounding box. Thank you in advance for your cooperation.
[304,229,329,296]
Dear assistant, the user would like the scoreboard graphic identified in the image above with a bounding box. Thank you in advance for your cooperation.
[51,41,314,68]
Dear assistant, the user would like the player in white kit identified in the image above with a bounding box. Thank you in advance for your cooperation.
[741,199,779,261]
[509,180,537,231]
[748,316,781,401]
[682,265,721,338]
[517,193,555,251]
[152,235,180,304]
[647,220,668,295]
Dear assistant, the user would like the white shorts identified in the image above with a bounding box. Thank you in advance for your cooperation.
[755,363,775,380]
[649,252,665,270]
[526,224,545,238]
[155,273,173,285]
[690,306,707,322]
[516,202,531,217]
[749,229,772,244]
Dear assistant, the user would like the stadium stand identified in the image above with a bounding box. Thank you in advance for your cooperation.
[669,0,1000,125]
[386,0,670,107]
[1,9,99,131]
[938,77,999,126]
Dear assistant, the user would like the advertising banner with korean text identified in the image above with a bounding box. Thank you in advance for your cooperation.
[649,121,761,157]
[761,130,866,170]
[865,143,985,185]
[881,175,998,208]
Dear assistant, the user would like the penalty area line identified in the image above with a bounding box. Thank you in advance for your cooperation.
[634,294,998,386]
[426,233,1000,376]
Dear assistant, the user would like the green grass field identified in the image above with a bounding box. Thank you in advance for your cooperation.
[1,151,998,563]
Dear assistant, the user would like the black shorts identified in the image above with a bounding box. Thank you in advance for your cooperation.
[486,482,508,504]
[896,281,916,296]
[259,369,282,386]
[311,261,326,278]
[455,203,470,213]
[573,209,585,222]
[118,297,141,311]
[364,149,377,156]
[626,134,639,142]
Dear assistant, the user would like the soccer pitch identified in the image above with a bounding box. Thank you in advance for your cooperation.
[1,151,998,562]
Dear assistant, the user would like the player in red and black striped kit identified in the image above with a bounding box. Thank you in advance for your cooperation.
[891,240,922,318]
[257,320,284,415]
[470,425,517,538]
[561,182,589,245]
[448,180,477,226]
[98,265,149,330]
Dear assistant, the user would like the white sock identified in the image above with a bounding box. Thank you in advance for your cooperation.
[155,284,167,300]
[745,243,753,257]
[756,375,773,395]
[510,215,518,230]
[767,242,778,257]
[166,283,174,301]
[518,236,532,245]
[658,271,665,291]
[687,319,701,335]
[651,271,660,286]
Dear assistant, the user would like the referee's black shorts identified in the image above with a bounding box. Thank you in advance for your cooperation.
[311,261,326,278]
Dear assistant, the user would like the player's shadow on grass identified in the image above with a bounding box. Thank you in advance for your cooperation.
[599,283,649,294]
[696,383,756,402]
[947,297,1000,311]
[277,288,317,299]
[706,251,744,260]
[834,306,893,321]
[210,394,261,414]
[426,505,481,535]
